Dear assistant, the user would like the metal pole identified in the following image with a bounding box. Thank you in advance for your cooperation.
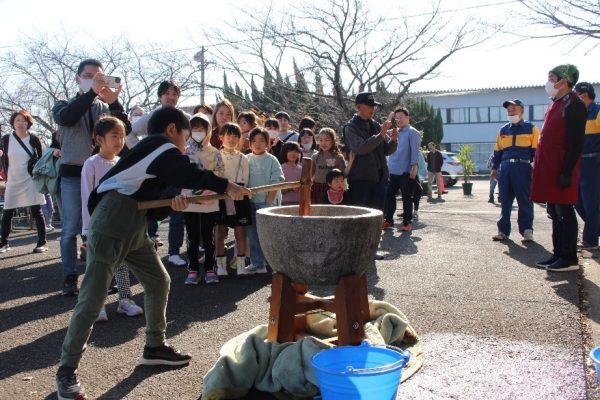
[200,46,205,105]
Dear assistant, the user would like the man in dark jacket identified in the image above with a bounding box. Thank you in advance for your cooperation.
[344,92,398,210]
[426,142,444,200]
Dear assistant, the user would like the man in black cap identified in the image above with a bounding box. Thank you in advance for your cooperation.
[574,82,600,250]
[490,99,540,242]
[343,92,398,210]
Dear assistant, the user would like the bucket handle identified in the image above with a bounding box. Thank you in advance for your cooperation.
[345,343,411,375]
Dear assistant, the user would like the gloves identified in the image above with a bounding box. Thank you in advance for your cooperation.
[558,173,572,189]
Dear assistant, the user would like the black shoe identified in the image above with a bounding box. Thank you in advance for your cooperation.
[535,256,559,268]
[138,343,192,366]
[488,196,494,204]
[56,366,87,400]
[546,258,579,272]
[107,277,118,294]
[62,275,79,296]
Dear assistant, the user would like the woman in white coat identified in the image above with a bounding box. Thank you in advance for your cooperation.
[0,110,47,253]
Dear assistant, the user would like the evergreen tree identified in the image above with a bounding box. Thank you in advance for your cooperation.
[293,59,309,92]
[314,70,324,95]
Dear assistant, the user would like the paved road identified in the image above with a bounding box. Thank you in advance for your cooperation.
[1,180,599,399]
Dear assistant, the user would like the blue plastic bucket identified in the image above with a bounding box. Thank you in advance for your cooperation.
[311,342,411,400]
[590,347,600,384]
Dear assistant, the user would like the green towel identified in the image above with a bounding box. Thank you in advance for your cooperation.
[201,300,421,400]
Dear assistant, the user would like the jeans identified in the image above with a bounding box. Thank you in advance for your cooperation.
[60,176,82,278]
[548,203,578,262]
[489,177,498,199]
[245,203,268,268]
[575,156,600,246]
[348,180,386,211]
[167,211,185,256]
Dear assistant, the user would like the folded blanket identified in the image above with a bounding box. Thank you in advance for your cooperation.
[201,300,422,400]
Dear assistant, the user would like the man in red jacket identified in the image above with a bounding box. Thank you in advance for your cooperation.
[531,64,587,272]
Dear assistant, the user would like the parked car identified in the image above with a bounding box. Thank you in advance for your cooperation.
[441,151,463,187]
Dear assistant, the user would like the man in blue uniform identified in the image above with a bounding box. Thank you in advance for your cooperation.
[574,82,600,250]
[490,99,540,242]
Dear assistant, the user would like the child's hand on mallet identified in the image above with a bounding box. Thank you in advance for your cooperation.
[170,194,189,211]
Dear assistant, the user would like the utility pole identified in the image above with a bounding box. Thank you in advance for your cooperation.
[194,47,206,105]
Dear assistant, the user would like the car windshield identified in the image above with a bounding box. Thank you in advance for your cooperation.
[442,152,459,162]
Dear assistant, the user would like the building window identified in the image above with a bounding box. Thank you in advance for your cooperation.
[489,106,503,122]
[440,108,448,124]
[469,107,489,123]
[532,104,549,121]
[449,108,467,123]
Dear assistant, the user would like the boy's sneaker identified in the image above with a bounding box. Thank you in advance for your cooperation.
[0,242,10,253]
[399,224,412,232]
[546,258,579,272]
[117,299,144,316]
[95,306,108,323]
[492,232,508,241]
[167,254,187,267]
[535,256,558,269]
[382,220,394,229]
[33,242,48,253]
[62,275,79,296]
[245,264,268,274]
[522,229,534,243]
[184,271,199,285]
[216,265,228,277]
[46,224,55,232]
[205,270,220,284]
[138,342,192,366]
[56,366,87,400]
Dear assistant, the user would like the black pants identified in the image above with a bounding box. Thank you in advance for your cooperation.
[184,212,218,272]
[413,181,423,212]
[1,205,46,246]
[384,173,419,225]
[547,203,578,262]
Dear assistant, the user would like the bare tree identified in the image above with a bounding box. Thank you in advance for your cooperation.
[517,0,600,50]
[0,31,200,139]
[205,0,490,126]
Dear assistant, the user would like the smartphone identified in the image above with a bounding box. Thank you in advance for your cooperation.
[391,118,397,129]
[104,76,121,89]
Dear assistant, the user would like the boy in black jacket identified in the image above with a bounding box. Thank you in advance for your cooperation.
[55,107,250,400]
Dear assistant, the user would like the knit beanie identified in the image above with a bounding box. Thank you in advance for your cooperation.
[550,64,579,85]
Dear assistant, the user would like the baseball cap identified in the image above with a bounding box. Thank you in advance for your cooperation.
[502,99,524,109]
[355,92,381,106]
[574,82,596,99]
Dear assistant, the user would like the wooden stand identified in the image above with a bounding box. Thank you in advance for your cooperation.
[267,273,370,346]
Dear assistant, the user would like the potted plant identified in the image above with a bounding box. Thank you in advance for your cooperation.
[456,144,475,195]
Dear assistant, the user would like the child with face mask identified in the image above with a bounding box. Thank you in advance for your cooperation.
[265,118,283,160]
[298,128,317,160]
[182,113,225,285]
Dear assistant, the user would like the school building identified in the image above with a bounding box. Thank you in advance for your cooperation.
[411,83,600,171]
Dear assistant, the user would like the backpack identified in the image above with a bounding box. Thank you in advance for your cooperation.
[31,147,60,195]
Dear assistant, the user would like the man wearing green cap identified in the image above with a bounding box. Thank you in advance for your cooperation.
[531,64,587,272]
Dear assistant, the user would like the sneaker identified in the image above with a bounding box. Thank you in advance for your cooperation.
[184,271,199,285]
[216,265,228,277]
[79,243,87,261]
[492,232,508,241]
[62,275,79,296]
[167,254,187,267]
[382,220,394,229]
[205,270,220,284]
[245,264,268,274]
[535,256,559,269]
[95,306,108,323]
[0,242,10,253]
[413,212,419,220]
[237,265,252,276]
[33,242,48,253]
[117,299,144,316]
[56,366,87,400]
[399,224,412,232]
[578,242,598,251]
[522,229,534,243]
[546,258,579,272]
[46,224,55,233]
[138,342,192,366]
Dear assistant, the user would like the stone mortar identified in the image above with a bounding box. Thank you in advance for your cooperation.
[256,205,383,285]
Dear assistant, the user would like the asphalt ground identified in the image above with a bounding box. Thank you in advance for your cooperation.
[1,180,599,399]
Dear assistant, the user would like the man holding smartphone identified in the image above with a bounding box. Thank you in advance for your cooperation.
[384,107,421,231]
[52,58,124,296]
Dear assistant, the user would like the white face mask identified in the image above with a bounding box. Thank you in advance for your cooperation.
[79,78,93,94]
[131,116,142,125]
[507,115,521,124]
[302,143,313,151]
[545,81,559,98]
[267,129,279,139]
[192,131,206,142]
